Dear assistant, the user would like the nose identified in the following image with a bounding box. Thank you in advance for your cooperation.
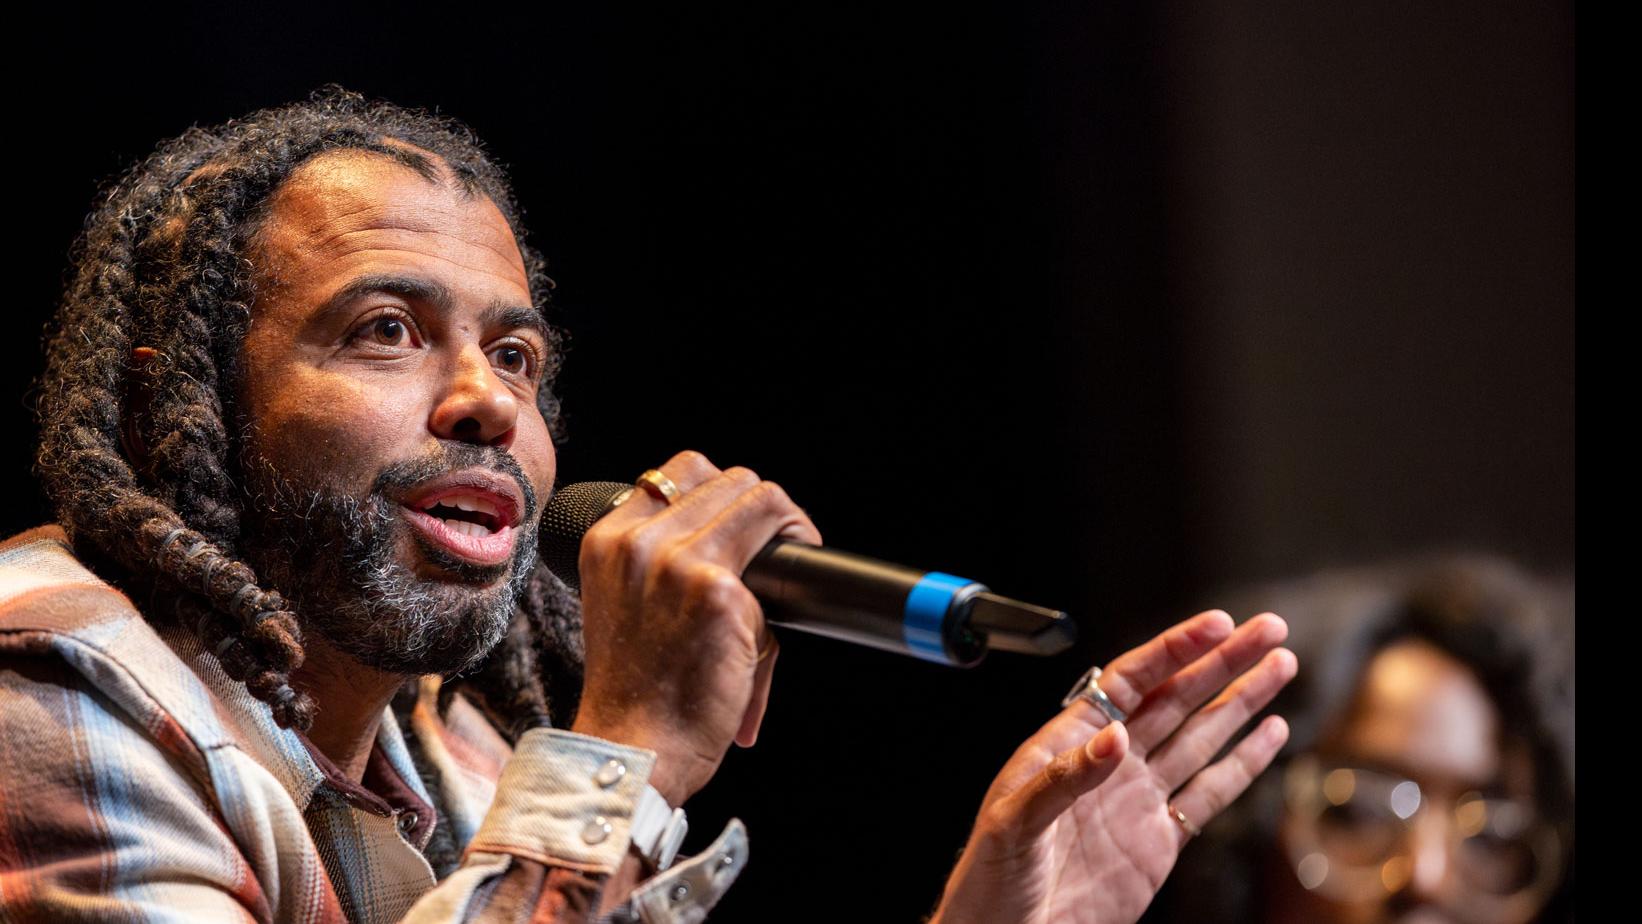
[1401,809,1454,906]
[428,345,518,449]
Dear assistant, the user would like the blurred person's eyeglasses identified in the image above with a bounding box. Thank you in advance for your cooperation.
[1281,755,1562,917]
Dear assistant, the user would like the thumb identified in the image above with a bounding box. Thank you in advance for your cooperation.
[1001,722,1129,838]
[734,635,779,747]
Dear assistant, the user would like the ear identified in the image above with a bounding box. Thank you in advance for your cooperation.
[120,346,159,471]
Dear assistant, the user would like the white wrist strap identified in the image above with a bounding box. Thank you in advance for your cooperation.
[630,783,688,871]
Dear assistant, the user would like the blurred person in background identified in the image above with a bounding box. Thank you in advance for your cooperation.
[1149,556,1574,924]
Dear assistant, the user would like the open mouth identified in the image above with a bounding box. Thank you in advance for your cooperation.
[399,476,525,567]
[418,496,506,536]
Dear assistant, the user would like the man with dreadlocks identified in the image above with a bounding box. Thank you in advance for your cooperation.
[0,89,1298,924]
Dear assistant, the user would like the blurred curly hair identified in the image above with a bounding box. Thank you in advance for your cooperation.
[1153,555,1574,923]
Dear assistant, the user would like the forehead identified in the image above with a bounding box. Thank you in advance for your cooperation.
[1322,639,1503,787]
[252,150,530,301]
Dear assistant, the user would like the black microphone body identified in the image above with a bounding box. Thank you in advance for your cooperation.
[743,541,990,666]
[540,481,1076,667]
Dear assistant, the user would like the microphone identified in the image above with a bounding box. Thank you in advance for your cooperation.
[539,481,1078,667]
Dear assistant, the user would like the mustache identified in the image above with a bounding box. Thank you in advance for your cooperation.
[234,439,539,678]
[373,442,539,524]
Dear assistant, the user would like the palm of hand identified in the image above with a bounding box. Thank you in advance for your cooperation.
[933,611,1296,924]
[1023,719,1187,922]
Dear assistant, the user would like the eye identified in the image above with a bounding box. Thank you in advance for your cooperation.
[347,309,420,351]
[369,316,410,346]
[489,341,540,379]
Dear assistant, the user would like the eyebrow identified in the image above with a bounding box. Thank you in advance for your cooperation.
[481,304,552,342]
[314,273,550,340]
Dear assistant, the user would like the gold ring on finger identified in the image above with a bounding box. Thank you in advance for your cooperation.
[634,469,682,505]
[1060,665,1128,724]
[1167,802,1201,838]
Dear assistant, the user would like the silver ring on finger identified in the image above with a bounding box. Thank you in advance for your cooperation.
[635,469,682,505]
[1167,802,1201,838]
[1060,665,1128,724]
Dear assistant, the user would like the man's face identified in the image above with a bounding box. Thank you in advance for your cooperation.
[235,150,557,677]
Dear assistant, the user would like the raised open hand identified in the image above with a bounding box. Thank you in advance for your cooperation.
[931,610,1296,924]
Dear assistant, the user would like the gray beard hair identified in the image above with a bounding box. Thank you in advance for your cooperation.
[237,442,539,678]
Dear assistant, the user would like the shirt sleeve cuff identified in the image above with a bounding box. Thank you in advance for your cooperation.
[464,727,657,875]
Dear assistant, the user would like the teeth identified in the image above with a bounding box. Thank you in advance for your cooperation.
[441,518,492,538]
[449,495,499,517]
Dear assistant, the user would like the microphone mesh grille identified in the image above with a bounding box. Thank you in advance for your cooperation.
[538,481,632,591]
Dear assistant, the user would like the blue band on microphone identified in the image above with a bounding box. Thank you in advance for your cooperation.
[903,572,975,664]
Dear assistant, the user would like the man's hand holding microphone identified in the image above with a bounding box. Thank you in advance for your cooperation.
[566,450,1297,923]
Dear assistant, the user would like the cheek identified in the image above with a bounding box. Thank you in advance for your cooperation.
[512,410,558,509]
[244,367,430,486]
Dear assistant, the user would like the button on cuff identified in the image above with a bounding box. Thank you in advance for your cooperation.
[582,815,613,845]
[629,818,750,924]
[465,728,658,874]
[595,758,628,788]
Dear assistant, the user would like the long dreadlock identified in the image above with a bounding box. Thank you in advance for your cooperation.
[35,87,583,737]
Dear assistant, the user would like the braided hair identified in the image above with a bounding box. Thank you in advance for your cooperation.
[35,87,582,735]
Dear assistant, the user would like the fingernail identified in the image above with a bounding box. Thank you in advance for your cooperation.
[1091,726,1119,759]
[1272,648,1299,677]
[1266,715,1290,743]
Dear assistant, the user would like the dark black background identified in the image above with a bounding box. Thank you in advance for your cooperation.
[10,4,1572,921]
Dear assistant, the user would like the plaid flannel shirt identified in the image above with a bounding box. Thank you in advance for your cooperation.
[0,527,746,923]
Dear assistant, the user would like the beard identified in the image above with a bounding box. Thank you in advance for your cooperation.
[237,440,540,677]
